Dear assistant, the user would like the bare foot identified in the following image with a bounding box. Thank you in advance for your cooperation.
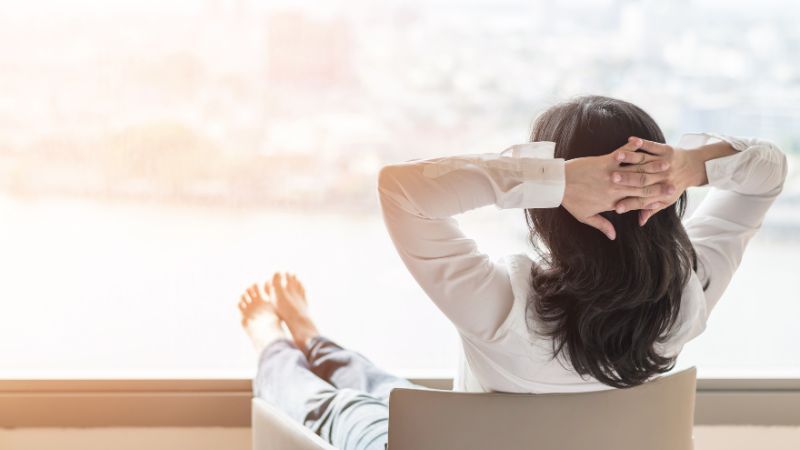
[271,272,319,352]
[238,283,285,353]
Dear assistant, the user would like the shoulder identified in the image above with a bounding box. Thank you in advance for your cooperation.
[498,253,535,292]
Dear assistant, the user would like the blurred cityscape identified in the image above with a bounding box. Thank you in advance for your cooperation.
[0,0,798,214]
[2,0,800,376]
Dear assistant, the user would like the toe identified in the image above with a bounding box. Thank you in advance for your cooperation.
[287,274,304,296]
[289,273,301,290]
[248,284,261,301]
[272,272,285,296]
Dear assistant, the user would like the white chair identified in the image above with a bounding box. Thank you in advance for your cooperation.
[252,398,336,450]
[252,367,696,450]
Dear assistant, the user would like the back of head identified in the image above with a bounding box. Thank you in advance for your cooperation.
[525,95,697,388]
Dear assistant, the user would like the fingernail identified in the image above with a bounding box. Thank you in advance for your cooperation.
[635,138,643,147]
[616,152,625,161]
[668,185,676,194]
[612,173,621,182]
[616,205,625,213]
[661,162,669,170]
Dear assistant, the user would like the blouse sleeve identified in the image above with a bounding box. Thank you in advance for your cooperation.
[377,143,565,340]
[680,133,789,339]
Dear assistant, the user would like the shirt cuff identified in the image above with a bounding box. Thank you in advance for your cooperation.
[677,132,746,188]
[521,158,565,208]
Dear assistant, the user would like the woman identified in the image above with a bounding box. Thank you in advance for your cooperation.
[239,96,787,449]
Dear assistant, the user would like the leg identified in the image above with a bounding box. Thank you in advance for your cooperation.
[240,282,332,423]
[272,272,418,402]
[241,281,390,450]
[253,337,337,425]
[255,339,390,450]
[305,335,417,403]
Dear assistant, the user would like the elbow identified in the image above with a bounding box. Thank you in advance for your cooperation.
[377,162,425,217]
[755,141,790,195]
[778,147,789,189]
[769,142,789,194]
[377,163,407,208]
[377,164,398,189]
[377,163,411,198]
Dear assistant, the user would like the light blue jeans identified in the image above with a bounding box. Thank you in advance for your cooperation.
[253,336,420,450]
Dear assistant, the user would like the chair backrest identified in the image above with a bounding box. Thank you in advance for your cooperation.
[388,367,696,450]
[252,397,336,450]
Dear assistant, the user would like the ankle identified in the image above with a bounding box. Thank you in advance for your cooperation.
[293,326,320,352]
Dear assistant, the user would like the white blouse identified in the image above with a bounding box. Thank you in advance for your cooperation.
[377,133,788,393]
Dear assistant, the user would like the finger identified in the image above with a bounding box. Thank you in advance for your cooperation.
[611,170,669,187]
[610,137,645,163]
[582,214,616,240]
[614,160,670,175]
[619,182,676,199]
[643,201,666,210]
[634,138,672,156]
[639,208,658,226]
[619,136,644,153]
[613,150,658,165]
[643,208,659,225]
[615,193,672,213]
[615,196,645,213]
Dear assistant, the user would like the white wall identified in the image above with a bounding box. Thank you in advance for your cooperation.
[1,426,799,450]
[0,427,251,450]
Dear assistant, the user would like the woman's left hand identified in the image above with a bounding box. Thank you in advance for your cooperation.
[562,137,675,240]
[609,138,696,226]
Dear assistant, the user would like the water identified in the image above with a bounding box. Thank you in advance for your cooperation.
[1,193,798,380]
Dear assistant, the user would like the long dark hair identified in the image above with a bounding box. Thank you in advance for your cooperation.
[525,96,697,388]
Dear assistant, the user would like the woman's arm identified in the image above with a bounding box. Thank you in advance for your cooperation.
[378,140,670,339]
[377,151,561,340]
[681,134,788,314]
[612,134,789,316]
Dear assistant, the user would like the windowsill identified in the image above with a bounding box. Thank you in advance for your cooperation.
[5,366,800,381]
[3,375,800,428]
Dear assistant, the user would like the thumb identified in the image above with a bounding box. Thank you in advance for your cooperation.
[583,214,616,240]
[639,209,656,227]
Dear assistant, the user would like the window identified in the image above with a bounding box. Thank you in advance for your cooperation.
[0,0,797,380]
